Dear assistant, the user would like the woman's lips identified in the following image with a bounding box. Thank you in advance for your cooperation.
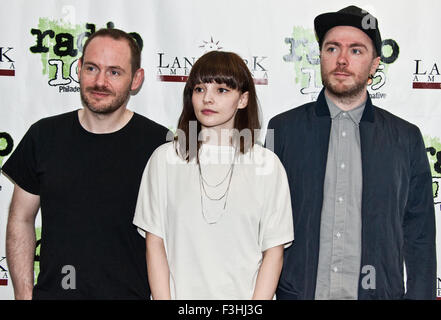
[201,109,218,115]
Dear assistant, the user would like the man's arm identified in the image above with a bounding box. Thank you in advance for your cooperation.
[6,184,40,300]
[403,128,437,299]
[265,116,286,160]
[252,245,284,300]
[146,232,171,300]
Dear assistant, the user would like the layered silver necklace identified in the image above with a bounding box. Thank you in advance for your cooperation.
[197,145,238,224]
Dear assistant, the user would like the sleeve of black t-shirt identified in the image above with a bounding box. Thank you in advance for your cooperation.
[2,123,40,195]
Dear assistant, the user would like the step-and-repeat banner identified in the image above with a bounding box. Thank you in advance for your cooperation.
[0,0,440,299]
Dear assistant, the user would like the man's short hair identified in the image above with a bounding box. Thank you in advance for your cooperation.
[80,28,141,75]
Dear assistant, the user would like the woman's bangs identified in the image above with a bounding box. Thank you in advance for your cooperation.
[191,58,244,90]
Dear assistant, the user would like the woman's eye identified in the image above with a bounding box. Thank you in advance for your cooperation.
[194,87,203,92]
[218,87,229,93]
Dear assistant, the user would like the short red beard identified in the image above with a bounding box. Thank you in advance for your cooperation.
[80,84,131,115]
[321,68,368,99]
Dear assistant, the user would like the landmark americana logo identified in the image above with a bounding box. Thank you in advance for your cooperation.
[0,47,15,77]
[413,60,441,89]
[157,37,269,85]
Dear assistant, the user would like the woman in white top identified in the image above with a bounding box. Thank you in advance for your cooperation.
[133,51,294,299]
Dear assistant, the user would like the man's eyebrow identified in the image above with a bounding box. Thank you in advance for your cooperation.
[323,41,341,47]
[107,65,125,71]
[323,41,368,50]
[83,62,125,71]
[349,43,368,50]
[82,61,98,67]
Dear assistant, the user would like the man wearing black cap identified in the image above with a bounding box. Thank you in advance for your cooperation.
[266,6,436,299]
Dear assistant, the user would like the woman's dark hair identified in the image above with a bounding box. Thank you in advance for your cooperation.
[176,51,261,161]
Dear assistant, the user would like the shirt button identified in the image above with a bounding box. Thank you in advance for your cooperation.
[342,131,347,137]
[342,112,347,117]
[333,266,338,273]
[336,232,341,238]
[340,163,345,169]
[337,196,344,203]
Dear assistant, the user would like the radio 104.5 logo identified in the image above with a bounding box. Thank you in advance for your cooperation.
[284,26,399,101]
[29,16,142,93]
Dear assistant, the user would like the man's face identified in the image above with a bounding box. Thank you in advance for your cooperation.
[78,36,138,114]
[320,25,380,99]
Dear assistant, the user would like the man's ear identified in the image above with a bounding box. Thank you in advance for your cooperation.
[370,56,381,76]
[131,68,144,91]
[77,58,83,81]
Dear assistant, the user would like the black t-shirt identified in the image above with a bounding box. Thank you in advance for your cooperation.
[2,110,169,299]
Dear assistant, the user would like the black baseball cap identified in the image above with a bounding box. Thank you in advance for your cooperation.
[314,5,382,57]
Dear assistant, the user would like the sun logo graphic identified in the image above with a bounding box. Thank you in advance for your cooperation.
[199,37,223,53]
[157,37,223,83]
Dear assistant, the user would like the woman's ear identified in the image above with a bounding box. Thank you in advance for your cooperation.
[237,91,249,109]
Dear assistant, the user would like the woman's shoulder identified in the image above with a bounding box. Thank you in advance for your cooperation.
[242,143,285,176]
[249,143,282,162]
[150,140,188,165]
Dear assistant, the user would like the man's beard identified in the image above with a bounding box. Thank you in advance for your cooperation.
[321,68,368,99]
[80,84,131,115]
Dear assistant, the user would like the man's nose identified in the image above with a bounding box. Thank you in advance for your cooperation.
[337,50,349,67]
[95,70,107,87]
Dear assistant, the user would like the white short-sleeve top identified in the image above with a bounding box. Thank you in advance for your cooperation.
[133,142,294,299]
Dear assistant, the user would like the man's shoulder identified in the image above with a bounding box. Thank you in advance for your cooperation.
[268,101,315,127]
[35,110,76,125]
[373,105,420,133]
[132,113,169,134]
[27,110,77,135]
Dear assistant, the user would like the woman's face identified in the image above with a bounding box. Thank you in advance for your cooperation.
[192,82,248,134]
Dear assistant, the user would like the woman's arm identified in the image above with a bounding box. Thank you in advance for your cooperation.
[252,245,284,300]
[146,232,171,300]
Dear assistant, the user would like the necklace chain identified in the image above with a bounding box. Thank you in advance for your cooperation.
[198,160,234,188]
[198,146,237,224]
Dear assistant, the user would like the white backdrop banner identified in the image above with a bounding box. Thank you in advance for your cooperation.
[0,0,440,299]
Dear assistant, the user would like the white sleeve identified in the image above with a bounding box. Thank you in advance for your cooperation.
[259,151,294,252]
[133,145,166,239]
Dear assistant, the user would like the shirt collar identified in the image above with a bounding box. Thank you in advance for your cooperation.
[315,88,375,123]
[325,93,366,125]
